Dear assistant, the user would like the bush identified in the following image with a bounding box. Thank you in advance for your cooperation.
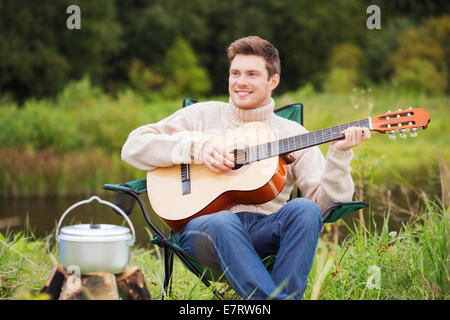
[323,43,364,93]
[161,37,212,99]
[323,67,358,93]
[128,58,165,96]
[392,58,447,95]
[389,14,449,95]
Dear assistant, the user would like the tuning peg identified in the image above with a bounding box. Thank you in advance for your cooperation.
[410,128,418,137]
[389,133,396,140]
[399,132,407,139]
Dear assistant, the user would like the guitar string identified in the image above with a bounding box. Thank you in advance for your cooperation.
[234,119,370,164]
[237,122,354,163]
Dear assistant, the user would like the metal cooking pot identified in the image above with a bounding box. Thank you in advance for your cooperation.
[56,196,136,274]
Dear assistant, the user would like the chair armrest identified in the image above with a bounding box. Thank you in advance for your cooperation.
[322,201,369,223]
[102,178,147,194]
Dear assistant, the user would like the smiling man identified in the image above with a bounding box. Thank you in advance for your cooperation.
[121,36,370,299]
[229,54,279,109]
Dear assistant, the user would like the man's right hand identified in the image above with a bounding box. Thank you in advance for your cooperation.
[200,141,235,173]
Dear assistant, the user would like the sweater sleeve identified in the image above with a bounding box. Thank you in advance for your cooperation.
[121,108,210,171]
[292,143,355,212]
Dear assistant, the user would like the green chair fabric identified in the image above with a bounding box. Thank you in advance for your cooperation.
[275,103,303,126]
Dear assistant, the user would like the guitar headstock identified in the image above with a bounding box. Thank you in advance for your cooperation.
[370,107,430,139]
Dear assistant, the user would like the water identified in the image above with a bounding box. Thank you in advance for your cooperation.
[0,195,170,247]
[1,193,408,250]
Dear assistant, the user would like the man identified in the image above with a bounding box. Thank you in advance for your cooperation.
[121,36,371,299]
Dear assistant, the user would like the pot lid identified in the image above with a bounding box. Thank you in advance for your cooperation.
[59,224,131,241]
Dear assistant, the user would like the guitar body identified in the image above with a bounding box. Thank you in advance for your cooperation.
[146,122,287,232]
[146,107,431,232]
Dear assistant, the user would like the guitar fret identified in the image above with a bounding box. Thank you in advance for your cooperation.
[325,127,332,141]
[308,132,314,147]
[301,134,308,149]
[241,117,372,164]
[288,136,294,153]
[331,125,340,139]
[295,135,301,150]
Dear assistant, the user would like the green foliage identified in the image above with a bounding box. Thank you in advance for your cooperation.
[392,58,447,95]
[324,67,359,93]
[0,230,56,299]
[305,200,449,299]
[128,58,165,96]
[323,42,365,93]
[328,43,366,70]
[0,0,122,101]
[1,0,449,100]
[1,197,448,300]
[1,82,448,197]
[364,17,416,84]
[389,14,450,95]
[161,37,212,99]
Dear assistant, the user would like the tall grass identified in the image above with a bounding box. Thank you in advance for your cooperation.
[305,196,449,300]
[1,195,448,300]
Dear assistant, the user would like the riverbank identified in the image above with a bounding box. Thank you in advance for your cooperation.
[0,85,448,199]
[1,195,448,300]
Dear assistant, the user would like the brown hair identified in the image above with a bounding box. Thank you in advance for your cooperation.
[226,36,281,79]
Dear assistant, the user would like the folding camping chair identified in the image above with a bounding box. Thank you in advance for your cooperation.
[102,98,368,299]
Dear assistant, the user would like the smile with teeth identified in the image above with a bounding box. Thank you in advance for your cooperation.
[236,90,252,97]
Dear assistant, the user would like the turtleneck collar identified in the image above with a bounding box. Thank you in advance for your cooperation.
[224,97,277,127]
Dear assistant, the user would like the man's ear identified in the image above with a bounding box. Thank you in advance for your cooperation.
[270,74,280,91]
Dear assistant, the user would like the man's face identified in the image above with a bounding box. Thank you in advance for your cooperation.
[228,54,279,109]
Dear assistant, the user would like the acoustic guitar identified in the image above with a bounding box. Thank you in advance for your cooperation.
[147,108,430,231]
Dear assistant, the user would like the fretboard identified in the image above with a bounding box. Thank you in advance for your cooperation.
[238,118,371,164]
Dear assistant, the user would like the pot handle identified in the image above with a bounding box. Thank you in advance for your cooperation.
[56,195,136,246]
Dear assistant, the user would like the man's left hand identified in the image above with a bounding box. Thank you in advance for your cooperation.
[331,127,371,151]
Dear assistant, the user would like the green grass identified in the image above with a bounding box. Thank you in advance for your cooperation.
[0,82,448,299]
[1,196,448,300]
[305,197,449,300]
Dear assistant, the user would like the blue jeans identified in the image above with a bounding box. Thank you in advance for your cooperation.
[178,198,323,300]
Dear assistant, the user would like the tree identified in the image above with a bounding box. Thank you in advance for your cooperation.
[389,14,450,94]
[0,0,122,102]
[324,43,365,93]
[161,37,212,98]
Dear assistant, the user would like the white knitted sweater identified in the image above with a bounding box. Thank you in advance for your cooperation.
[121,98,355,213]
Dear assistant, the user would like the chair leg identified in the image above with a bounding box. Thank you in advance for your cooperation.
[167,250,174,295]
[162,245,174,298]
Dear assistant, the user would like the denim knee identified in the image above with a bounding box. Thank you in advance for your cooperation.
[179,210,241,267]
[285,198,323,228]
[189,210,241,238]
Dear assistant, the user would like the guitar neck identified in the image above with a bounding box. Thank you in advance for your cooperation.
[240,118,371,164]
